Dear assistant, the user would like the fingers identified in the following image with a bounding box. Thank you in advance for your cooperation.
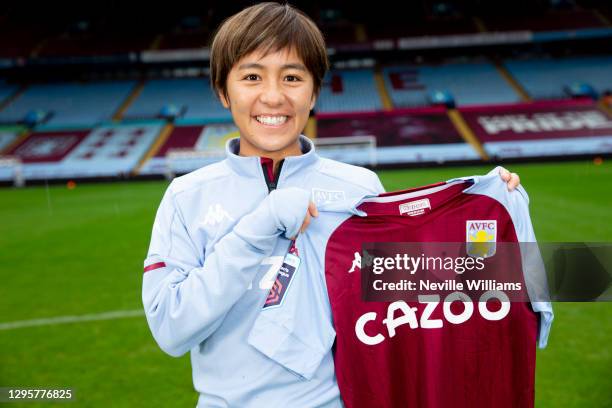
[290,202,318,240]
[499,167,511,182]
[508,172,520,191]
[308,201,319,217]
[499,167,520,191]
[300,212,311,234]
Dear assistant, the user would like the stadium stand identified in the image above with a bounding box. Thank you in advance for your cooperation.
[0,82,19,105]
[504,56,612,100]
[139,123,239,175]
[123,78,230,122]
[0,128,21,152]
[156,16,212,50]
[460,100,612,159]
[365,18,477,40]
[2,122,163,180]
[35,14,162,57]
[0,20,51,58]
[483,9,606,32]
[0,1,610,183]
[316,108,480,164]
[0,81,136,127]
[315,69,382,113]
[383,62,521,108]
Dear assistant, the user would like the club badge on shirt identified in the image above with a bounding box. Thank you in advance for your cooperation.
[466,220,497,258]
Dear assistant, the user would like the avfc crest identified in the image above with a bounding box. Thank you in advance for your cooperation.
[466,220,497,258]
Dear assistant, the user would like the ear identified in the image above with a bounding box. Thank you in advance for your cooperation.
[309,92,317,111]
[219,91,230,109]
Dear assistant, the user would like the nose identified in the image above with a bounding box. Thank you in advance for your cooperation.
[259,80,284,106]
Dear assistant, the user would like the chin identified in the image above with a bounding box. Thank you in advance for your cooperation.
[253,134,299,153]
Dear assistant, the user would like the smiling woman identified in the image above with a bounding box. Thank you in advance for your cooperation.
[142,3,374,408]
[217,47,317,161]
[209,2,328,165]
[141,3,523,408]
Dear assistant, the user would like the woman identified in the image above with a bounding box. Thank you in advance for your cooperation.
[142,3,520,407]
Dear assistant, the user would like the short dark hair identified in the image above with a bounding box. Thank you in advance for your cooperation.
[209,2,329,103]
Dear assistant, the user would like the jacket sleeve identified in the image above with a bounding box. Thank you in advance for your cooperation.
[142,184,311,357]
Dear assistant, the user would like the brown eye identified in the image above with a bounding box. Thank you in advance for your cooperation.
[244,74,259,81]
[285,75,301,82]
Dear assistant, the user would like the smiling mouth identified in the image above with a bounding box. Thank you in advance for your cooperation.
[255,115,289,126]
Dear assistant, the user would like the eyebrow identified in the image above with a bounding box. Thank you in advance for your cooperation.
[237,62,307,71]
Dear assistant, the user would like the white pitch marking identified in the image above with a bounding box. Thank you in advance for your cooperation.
[0,309,144,331]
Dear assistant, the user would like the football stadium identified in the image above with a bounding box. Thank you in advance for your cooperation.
[0,1,611,407]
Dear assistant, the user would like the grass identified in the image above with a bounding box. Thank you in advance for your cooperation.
[0,160,610,407]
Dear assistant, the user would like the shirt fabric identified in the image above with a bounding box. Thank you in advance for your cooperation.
[249,167,553,408]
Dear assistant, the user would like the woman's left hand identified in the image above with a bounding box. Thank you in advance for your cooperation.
[499,167,520,191]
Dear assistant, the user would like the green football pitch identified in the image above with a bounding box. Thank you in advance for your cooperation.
[0,160,610,407]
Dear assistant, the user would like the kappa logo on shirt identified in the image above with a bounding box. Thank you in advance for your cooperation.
[348,250,374,273]
[202,204,234,227]
[312,188,346,206]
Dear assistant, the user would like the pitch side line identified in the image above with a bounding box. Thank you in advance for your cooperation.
[0,309,145,331]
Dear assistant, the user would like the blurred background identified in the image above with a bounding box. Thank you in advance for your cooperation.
[0,0,610,406]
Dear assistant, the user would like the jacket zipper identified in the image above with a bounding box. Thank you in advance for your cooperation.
[260,158,285,193]
[260,157,298,254]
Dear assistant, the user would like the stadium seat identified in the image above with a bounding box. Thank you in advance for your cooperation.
[0,81,136,127]
[383,62,521,108]
[4,123,163,179]
[315,69,382,113]
[0,82,19,106]
[123,78,231,122]
[504,56,612,100]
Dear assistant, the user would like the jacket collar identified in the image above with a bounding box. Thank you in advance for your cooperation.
[224,135,320,179]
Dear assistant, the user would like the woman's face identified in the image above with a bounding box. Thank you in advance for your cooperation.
[220,47,316,158]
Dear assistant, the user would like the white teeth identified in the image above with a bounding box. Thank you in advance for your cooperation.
[256,115,288,125]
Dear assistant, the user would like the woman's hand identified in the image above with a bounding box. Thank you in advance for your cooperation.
[499,167,520,191]
[291,201,318,239]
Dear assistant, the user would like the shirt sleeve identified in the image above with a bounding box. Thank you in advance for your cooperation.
[467,170,554,348]
[142,184,308,357]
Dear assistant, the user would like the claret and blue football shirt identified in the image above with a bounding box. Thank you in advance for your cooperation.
[248,167,553,408]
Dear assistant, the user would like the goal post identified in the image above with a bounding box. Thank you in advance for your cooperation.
[313,135,377,167]
[164,135,378,179]
[165,148,226,179]
[0,156,25,187]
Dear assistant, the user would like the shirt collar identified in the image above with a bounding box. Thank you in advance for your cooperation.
[224,135,320,179]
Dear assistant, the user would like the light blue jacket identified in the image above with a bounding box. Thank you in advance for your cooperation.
[142,135,384,408]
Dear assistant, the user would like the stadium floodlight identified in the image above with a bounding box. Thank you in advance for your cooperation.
[0,156,25,187]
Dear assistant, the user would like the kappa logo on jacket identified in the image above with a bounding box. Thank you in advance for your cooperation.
[202,204,234,227]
